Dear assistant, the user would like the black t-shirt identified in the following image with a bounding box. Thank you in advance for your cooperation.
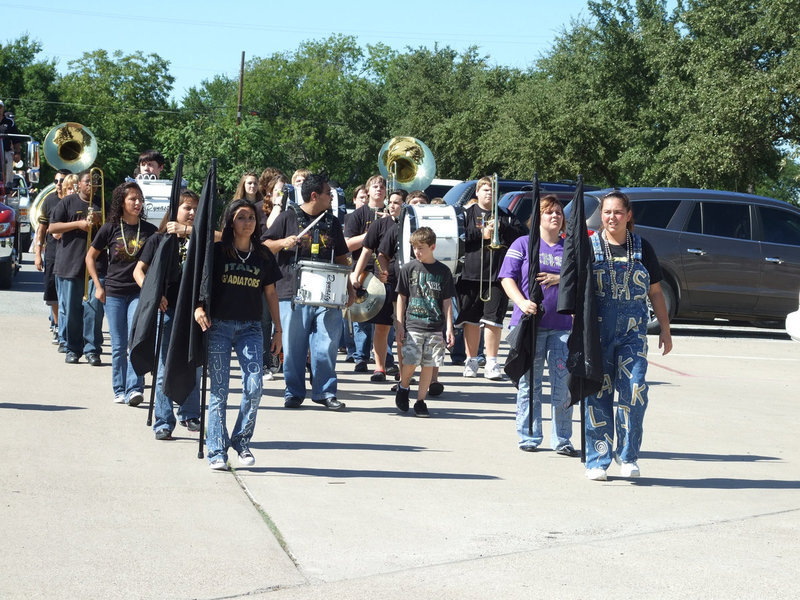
[604,235,663,285]
[263,206,349,300]
[92,219,158,297]
[139,233,191,307]
[38,191,62,257]
[461,203,526,281]
[396,259,456,333]
[51,193,105,279]
[364,216,399,287]
[344,204,382,270]
[210,243,282,321]
[0,116,20,153]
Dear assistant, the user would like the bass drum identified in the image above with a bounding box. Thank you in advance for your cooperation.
[398,204,464,275]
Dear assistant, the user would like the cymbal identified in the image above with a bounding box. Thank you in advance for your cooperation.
[343,272,387,323]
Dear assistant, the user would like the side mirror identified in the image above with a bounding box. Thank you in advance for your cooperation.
[26,141,40,184]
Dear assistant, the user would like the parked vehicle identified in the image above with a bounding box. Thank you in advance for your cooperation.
[3,174,32,252]
[786,291,800,342]
[566,187,800,332]
[0,199,19,288]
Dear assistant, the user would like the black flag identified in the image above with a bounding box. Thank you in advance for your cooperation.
[129,155,184,376]
[557,175,603,405]
[503,175,543,388]
[162,160,218,404]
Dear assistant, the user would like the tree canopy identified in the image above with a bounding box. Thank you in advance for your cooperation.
[2,0,798,204]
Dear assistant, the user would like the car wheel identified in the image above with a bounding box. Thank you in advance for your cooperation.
[647,281,676,335]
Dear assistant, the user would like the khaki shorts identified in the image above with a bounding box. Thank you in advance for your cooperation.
[400,330,445,367]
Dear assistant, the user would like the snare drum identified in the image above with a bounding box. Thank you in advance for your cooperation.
[293,260,351,308]
[398,204,464,274]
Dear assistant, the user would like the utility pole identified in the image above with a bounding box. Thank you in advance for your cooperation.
[236,51,245,127]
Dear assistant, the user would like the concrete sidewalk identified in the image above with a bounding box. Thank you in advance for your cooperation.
[2,263,799,599]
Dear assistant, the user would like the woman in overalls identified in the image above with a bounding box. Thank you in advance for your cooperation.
[585,191,672,481]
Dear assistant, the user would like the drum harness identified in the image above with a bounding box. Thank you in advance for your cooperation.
[288,203,336,310]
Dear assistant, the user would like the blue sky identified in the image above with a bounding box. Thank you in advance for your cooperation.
[3,0,593,101]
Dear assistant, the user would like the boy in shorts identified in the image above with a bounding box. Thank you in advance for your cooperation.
[395,227,456,417]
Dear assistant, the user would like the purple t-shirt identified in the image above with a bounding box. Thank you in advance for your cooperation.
[497,235,573,331]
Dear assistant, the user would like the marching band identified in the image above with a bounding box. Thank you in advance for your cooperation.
[30,128,671,480]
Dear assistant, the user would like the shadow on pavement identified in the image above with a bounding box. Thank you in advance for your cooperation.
[243,466,501,479]
[251,440,429,452]
[640,450,780,462]
[630,477,800,489]
[0,402,86,411]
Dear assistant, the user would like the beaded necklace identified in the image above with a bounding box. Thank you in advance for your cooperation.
[120,219,141,257]
[235,242,253,263]
[602,229,633,299]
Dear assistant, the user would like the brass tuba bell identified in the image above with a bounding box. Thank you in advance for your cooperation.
[43,122,98,172]
[378,136,436,192]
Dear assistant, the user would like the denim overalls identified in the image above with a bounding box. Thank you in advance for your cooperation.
[585,232,651,470]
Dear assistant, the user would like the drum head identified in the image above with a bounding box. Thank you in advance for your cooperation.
[398,204,464,275]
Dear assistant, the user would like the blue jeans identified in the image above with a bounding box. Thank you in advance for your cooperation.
[57,276,105,356]
[585,242,651,470]
[352,320,373,363]
[105,294,144,400]
[206,319,263,463]
[340,314,356,359]
[153,308,200,433]
[515,328,574,449]
[279,300,342,402]
[56,276,67,345]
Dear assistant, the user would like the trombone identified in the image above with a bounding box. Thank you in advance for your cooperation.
[83,166,105,301]
[479,173,504,302]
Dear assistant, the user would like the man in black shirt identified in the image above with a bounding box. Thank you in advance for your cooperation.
[49,170,105,365]
[263,173,354,410]
[344,174,387,373]
[34,169,71,347]
[0,100,22,185]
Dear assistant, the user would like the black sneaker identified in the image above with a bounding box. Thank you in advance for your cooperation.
[428,381,444,397]
[385,363,399,376]
[180,418,202,432]
[370,370,386,382]
[86,353,102,367]
[395,387,410,412]
[284,396,304,408]
[155,429,172,441]
[556,445,580,457]
[65,352,79,364]
[57,343,68,354]
[413,400,430,418]
[354,361,368,373]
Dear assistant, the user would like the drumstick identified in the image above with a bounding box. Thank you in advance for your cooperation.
[297,212,326,239]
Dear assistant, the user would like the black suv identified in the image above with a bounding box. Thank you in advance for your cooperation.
[572,187,800,331]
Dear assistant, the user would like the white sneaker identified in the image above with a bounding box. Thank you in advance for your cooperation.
[585,468,607,481]
[238,449,255,466]
[484,362,502,380]
[113,394,126,404]
[619,461,640,478]
[209,458,229,471]
[463,357,479,378]
[263,371,274,382]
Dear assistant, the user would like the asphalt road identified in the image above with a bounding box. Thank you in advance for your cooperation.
[1,254,799,600]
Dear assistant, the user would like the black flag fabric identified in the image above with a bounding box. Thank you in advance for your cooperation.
[162,160,218,405]
[129,155,184,376]
[503,175,543,388]
[557,176,603,405]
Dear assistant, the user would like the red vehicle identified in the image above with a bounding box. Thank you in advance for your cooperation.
[0,197,18,288]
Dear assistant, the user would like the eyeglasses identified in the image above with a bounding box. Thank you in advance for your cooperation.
[54,178,65,184]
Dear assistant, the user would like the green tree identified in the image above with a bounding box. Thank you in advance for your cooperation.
[55,50,175,187]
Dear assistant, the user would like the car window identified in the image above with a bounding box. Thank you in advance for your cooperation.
[757,207,800,246]
[632,200,680,229]
[685,202,751,239]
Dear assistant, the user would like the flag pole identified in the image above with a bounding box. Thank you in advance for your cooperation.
[146,311,165,427]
